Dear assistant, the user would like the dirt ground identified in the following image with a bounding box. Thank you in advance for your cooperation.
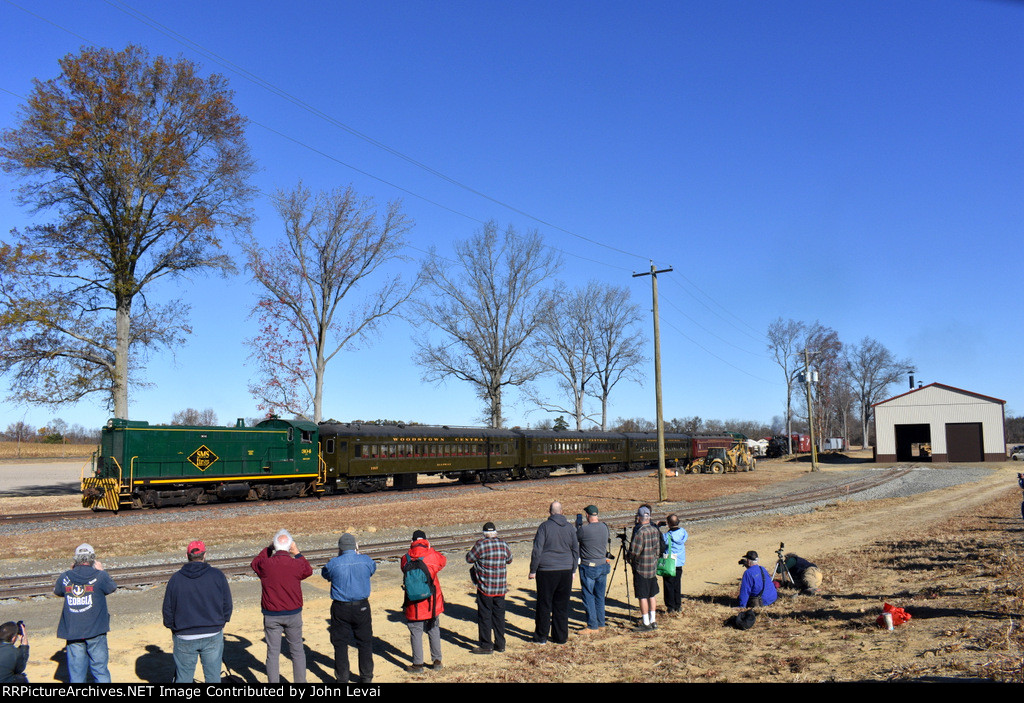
[4,457,1024,683]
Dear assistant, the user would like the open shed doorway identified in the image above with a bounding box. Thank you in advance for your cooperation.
[894,423,932,462]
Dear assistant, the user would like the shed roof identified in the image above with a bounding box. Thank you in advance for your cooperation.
[872,382,1005,408]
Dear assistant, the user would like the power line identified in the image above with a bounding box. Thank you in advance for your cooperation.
[6,0,751,325]
[102,0,651,263]
[663,274,765,343]
[659,291,765,358]
[660,316,778,386]
[250,121,632,273]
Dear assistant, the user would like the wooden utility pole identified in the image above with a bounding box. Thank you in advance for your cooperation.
[803,348,820,472]
[633,263,673,501]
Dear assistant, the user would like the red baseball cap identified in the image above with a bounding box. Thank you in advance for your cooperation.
[187,540,206,556]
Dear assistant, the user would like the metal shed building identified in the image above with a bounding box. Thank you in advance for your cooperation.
[873,383,1006,463]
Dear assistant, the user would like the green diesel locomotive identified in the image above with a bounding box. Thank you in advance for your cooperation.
[83,417,324,510]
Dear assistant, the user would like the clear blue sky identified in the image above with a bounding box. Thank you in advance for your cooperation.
[1,1,1021,436]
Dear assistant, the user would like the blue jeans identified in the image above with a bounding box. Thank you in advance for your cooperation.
[173,631,224,683]
[578,561,610,629]
[66,634,110,683]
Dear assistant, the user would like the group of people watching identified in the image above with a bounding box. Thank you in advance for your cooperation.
[32,529,473,684]
[16,505,821,684]
[528,501,691,640]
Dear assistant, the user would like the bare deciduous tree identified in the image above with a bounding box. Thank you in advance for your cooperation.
[170,408,219,426]
[528,282,646,431]
[796,323,843,449]
[240,183,414,423]
[770,319,849,453]
[0,45,256,418]
[413,222,561,428]
[589,284,646,431]
[527,284,598,431]
[845,337,914,447]
[766,318,805,452]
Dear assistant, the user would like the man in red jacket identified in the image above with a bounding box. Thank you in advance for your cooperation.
[400,530,446,673]
[251,529,313,683]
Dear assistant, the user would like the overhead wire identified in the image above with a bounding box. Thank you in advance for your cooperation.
[4,0,777,381]
[101,0,651,264]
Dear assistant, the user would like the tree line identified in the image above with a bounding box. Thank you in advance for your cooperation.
[3,420,99,445]
[767,318,914,449]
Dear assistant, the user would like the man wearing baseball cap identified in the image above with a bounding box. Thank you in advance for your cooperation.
[53,543,117,682]
[162,540,233,683]
[627,505,662,631]
[466,521,513,654]
[576,505,611,632]
[737,550,778,609]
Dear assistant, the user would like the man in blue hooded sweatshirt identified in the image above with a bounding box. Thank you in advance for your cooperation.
[162,540,233,683]
[54,544,117,683]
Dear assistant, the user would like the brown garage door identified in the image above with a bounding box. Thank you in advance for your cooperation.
[945,423,983,462]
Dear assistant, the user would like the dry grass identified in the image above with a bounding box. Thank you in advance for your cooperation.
[0,441,94,459]
[445,489,1024,683]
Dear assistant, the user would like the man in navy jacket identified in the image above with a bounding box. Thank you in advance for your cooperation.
[54,544,117,683]
[163,540,233,683]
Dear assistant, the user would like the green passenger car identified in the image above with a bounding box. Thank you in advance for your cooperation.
[318,423,520,492]
[82,417,326,511]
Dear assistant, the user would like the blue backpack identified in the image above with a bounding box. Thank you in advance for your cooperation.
[403,557,433,602]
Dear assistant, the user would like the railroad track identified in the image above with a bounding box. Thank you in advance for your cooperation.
[0,465,611,526]
[1,465,914,599]
[0,461,775,526]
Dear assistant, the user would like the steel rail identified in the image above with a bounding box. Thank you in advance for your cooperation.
[0,466,914,599]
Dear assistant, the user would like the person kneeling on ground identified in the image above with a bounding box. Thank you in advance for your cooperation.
[737,550,777,609]
[783,553,822,595]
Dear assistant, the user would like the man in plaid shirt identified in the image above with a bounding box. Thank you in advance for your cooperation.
[628,506,662,631]
[466,521,513,654]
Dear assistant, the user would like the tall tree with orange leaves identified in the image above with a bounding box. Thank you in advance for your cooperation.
[0,45,256,418]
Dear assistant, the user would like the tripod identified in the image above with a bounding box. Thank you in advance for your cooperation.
[607,529,632,618]
[770,542,797,588]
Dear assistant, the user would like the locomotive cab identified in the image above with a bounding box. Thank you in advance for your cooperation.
[82,417,326,511]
